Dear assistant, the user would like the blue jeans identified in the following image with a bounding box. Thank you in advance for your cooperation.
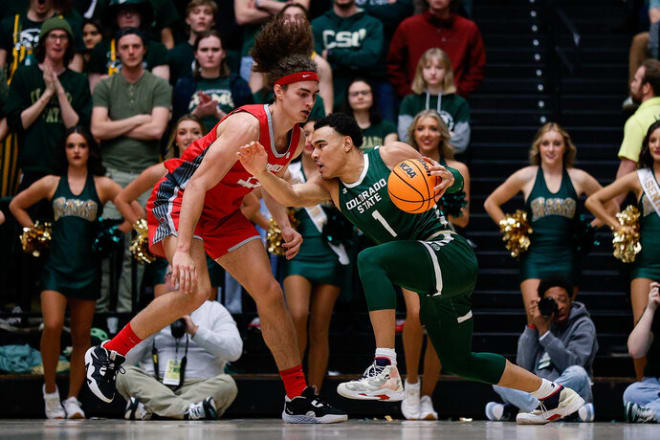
[492,366,592,412]
[240,56,254,82]
[623,377,660,421]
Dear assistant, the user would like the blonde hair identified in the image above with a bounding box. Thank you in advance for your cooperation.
[165,114,204,159]
[411,48,457,95]
[528,122,577,167]
[408,110,454,160]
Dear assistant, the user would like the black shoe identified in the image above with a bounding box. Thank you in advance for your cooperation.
[282,386,348,424]
[84,342,125,403]
[185,397,217,420]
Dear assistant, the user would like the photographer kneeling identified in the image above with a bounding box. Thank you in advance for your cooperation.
[485,278,598,422]
[116,286,242,420]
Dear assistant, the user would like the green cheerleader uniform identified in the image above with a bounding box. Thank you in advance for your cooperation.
[42,173,102,300]
[631,171,660,280]
[284,162,346,286]
[521,167,579,283]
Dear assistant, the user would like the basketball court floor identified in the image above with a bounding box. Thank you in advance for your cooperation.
[1,419,658,440]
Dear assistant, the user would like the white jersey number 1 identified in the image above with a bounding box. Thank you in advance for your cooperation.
[371,210,397,237]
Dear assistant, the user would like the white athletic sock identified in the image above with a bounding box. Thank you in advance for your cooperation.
[530,378,558,400]
[375,347,397,366]
[405,379,420,389]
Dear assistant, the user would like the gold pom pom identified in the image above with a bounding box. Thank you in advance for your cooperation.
[266,208,299,256]
[612,205,642,263]
[129,218,155,264]
[499,210,533,258]
[266,217,286,256]
[20,221,52,257]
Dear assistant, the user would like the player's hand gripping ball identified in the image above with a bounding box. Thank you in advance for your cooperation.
[388,158,441,214]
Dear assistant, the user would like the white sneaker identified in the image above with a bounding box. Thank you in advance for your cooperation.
[63,396,85,419]
[401,380,420,420]
[337,361,404,401]
[42,385,65,419]
[124,397,152,420]
[419,395,438,420]
[184,397,217,420]
[516,385,585,425]
[578,402,594,422]
[485,402,515,421]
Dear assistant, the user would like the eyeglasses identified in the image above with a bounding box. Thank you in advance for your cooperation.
[349,90,371,97]
[47,33,69,42]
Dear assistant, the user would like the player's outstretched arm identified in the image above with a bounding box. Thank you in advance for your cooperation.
[237,141,331,207]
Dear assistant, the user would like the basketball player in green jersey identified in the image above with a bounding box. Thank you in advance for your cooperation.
[238,113,585,424]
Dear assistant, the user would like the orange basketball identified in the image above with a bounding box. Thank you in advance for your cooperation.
[387,158,440,214]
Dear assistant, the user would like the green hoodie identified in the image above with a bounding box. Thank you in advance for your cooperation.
[398,92,471,153]
[312,8,384,109]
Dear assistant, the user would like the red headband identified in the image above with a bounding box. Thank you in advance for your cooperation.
[274,71,319,86]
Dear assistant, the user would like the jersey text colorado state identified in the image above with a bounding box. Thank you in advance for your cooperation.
[344,178,387,213]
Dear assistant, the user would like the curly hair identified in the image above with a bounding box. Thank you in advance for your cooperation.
[315,113,364,149]
[639,119,660,169]
[250,18,316,88]
[528,122,577,168]
[58,126,106,177]
[407,110,454,160]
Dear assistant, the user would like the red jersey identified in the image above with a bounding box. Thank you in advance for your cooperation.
[162,104,301,219]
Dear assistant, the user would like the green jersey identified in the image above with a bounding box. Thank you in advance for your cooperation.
[520,166,579,282]
[42,172,102,299]
[632,169,660,280]
[338,148,449,244]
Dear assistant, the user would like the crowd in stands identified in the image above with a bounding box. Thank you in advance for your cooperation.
[0,0,657,425]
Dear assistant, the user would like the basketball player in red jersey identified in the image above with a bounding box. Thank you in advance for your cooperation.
[84,18,347,424]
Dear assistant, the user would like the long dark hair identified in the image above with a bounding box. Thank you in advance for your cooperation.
[639,119,660,169]
[251,17,316,88]
[58,126,106,176]
[343,77,383,126]
[193,30,230,79]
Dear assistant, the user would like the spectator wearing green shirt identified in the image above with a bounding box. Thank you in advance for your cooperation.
[168,0,217,86]
[397,47,470,153]
[90,27,171,314]
[0,0,85,82]
[615,59,660,207]
[6,17,91,191]
[88,0,169,91]
[343,77,396,150]
[173,30,252,133]
[312,0,393,121]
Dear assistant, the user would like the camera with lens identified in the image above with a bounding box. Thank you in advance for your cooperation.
[170,318,187,339]
[537,297,558,317]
